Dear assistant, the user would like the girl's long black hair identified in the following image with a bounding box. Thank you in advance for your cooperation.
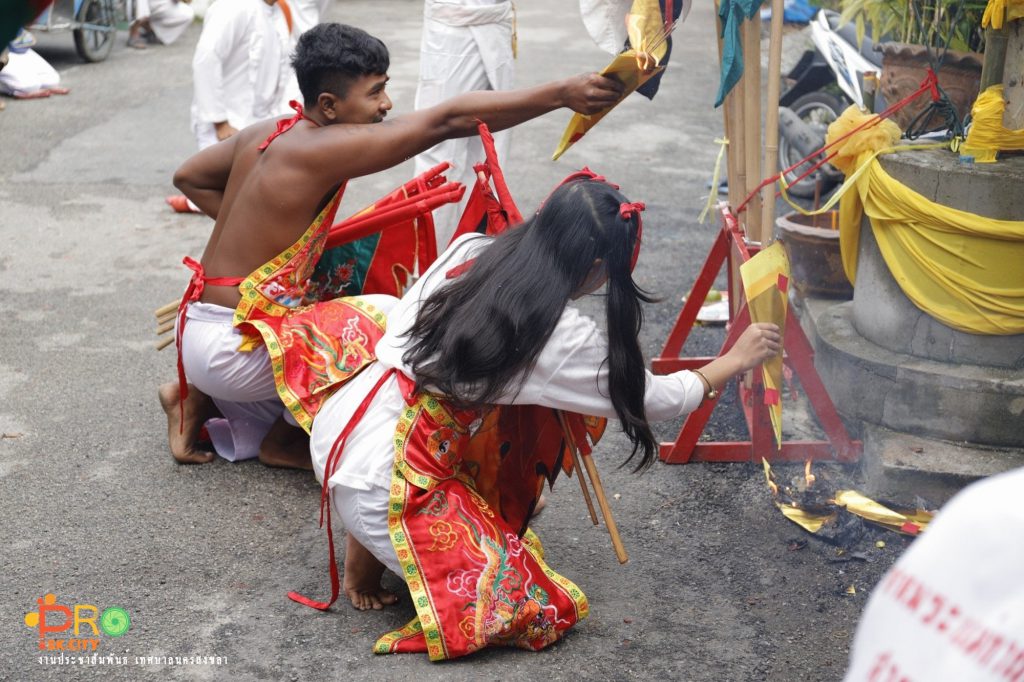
[402,178,658,471]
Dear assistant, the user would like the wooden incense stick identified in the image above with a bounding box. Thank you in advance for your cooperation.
[557,412,599,526]
[556,412,626,562]
[760,0,785,246]
[155,300,180,319]
[580,447,629,564]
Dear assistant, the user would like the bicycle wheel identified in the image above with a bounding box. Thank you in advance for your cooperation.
[74,0,116,62]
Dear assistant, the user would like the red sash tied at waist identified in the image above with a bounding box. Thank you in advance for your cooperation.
[174,256,245,431]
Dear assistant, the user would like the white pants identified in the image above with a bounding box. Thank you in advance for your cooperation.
[414,7,514,246]
[180,302,292,461]
[333,483,401,576]
[0,49,59,96]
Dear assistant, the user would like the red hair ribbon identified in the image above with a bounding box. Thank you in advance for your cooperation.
[619,202,645,272]
[537,167,622,213]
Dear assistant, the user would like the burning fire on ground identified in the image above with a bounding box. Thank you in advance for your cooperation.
[762,459,935,546]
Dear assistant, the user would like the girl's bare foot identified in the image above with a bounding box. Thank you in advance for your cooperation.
[258,418,312,470]
[532,494,547,518]
[158,382,215,464]
[343,535,398,611]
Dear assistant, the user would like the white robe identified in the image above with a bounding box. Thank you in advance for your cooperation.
[135,0,194,45]
[844,467,1024,682]
[285,0,328,36]
[413,0,516,247]
[190,0,291,149]
[0,49,59,96]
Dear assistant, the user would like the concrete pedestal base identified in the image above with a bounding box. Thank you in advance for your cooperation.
[792,149,1024,502]
[799,297,1024,503]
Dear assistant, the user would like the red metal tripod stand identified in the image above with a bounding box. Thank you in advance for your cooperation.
[652,206,861,464]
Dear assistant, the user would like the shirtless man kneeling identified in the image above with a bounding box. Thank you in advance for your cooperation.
[159,23,623,473]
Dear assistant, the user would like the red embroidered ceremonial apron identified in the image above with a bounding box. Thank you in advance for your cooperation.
[374,381,605,661]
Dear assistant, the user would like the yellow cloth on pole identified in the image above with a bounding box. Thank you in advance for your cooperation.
[740,242,790,448]
[961,85,1024,163]
[982,0,1024,29]
[826,106,1024,335]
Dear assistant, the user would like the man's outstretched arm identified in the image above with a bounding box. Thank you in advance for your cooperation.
[303,73,624,189]
[173,135,238,219]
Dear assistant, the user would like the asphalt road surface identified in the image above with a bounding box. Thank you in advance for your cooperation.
[0,2,904,679]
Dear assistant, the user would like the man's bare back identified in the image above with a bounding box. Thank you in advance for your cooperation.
[187,119,342,310]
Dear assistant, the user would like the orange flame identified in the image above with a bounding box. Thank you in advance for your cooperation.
[804,460,816,488]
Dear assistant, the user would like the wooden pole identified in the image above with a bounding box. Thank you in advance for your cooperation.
[742,17,763,242]
[981,26,1010,91]
[557,412,599,526]
[732,78,748,218]
[1002,21,1024,129]
[760,0,785,246]
[580,451,629,564]
[556,412,628,563]
[155,336,175,351]
[715,0,740,210]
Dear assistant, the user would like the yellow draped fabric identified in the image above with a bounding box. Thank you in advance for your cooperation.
[961,85,1024,163]
[982,0,1024,28]
[826,106,1024,335]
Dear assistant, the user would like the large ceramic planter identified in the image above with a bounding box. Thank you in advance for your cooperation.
[776,211,853,299]
[878,43,983,131]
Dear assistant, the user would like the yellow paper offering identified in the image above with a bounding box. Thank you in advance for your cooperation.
[740,242,790,447]
[552,54,665,161]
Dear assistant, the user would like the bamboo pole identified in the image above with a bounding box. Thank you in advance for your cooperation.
[742,17,763,241]
[731,76,748,220]
[714,1,739,210]
[760,0,785,246]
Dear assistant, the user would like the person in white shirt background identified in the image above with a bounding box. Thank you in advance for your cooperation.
[167,0,294,213]
[128,0,195,49]
[412,0,516,247]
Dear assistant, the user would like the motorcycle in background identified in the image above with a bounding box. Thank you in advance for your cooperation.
[777,9,887,197]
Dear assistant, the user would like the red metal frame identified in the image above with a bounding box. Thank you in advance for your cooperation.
[652,206,861,464]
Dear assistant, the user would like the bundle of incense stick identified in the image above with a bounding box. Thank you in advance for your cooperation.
[153,299,179,351]
[557,411,629,564]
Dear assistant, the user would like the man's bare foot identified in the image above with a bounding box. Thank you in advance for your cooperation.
[258,418,312,470]
[344,534,398,611]
[158,382,215,464]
